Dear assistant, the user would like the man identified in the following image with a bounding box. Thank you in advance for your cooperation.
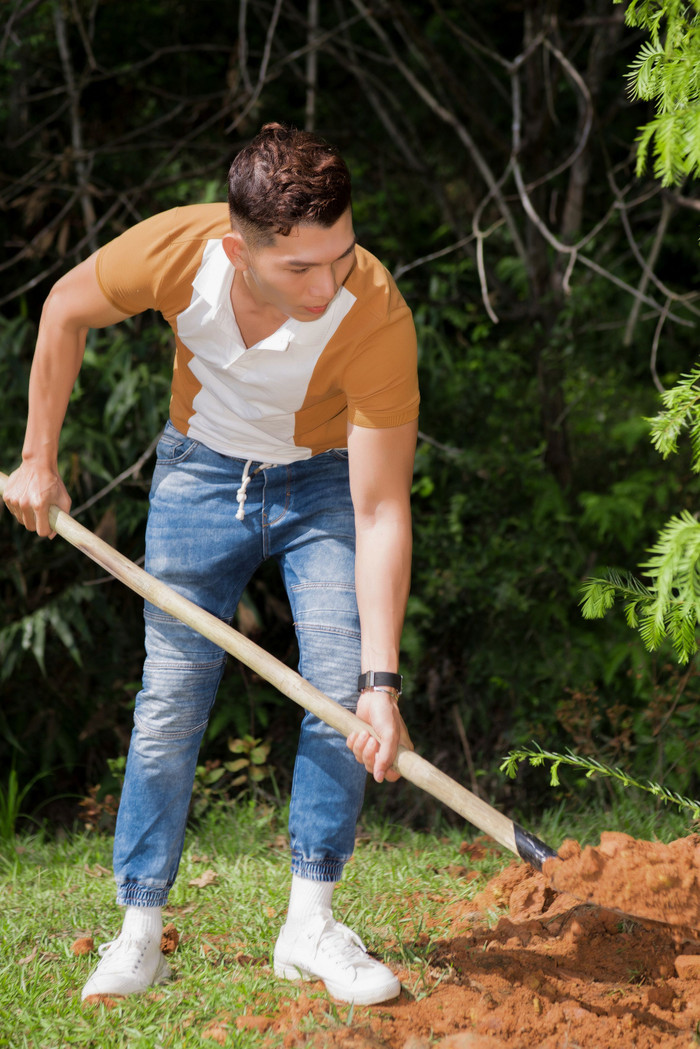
[3,123,419,1006]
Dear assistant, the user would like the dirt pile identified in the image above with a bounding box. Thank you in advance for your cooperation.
[266,834,700,1048]
[544,831,700,929]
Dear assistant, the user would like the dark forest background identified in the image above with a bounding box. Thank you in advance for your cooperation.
[3,0,700,833]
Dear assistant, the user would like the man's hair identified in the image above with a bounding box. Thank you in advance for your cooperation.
[227,123,352,248]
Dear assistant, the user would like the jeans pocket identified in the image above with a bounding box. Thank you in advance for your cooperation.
[155,421,200,464]
[329,448,349,461]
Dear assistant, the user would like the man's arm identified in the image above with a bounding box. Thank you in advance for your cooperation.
[3,253,132,537]
[345,418,418,783]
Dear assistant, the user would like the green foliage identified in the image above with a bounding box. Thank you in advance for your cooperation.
[647,363,700,463]
[581,365,700,663]
[619,0,700,184]
[0,584,92,682]
[501,742,700,817]
[225,736,275,789]
[0,767,50,843]
[189,737,278,822]
[578,470,676,551]
[581,514,700,662]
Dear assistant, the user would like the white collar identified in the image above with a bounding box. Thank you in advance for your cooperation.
[191,240,356,353]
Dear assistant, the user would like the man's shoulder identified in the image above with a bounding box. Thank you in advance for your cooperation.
[345,245,412,322]
[96,203,231,316]
[130,202,231,245]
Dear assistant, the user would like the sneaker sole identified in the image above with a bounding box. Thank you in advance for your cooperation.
[153,954,172,985]
[274,959,400,1005]
[81,952,172,1000]
[274,960,313,982]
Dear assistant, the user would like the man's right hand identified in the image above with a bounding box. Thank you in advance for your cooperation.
[2,463,71,539]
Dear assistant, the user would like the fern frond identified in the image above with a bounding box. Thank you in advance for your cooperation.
[626,40,664,99]
[621,0,700,185]
[579,571,652,621]
[579,513,700,662]
[634,120,658,176]
[647,364,700,466]
[651,111,687,184]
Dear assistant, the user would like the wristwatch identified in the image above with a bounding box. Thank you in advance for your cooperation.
[357,671,403,695]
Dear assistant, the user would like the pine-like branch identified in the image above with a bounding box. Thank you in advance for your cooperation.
[501,742,700,817]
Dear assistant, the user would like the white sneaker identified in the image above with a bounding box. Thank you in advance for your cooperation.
[81,934,171,1000]
[273,915,400,1005]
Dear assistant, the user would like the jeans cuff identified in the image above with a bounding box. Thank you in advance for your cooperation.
[290,855,346,882]
[116,882,170,907]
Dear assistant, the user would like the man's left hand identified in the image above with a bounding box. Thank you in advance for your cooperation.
[347,690,413,783]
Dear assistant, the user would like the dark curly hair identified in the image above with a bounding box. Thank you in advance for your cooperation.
[227,123,352,248]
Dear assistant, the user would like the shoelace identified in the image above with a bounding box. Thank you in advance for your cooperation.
[315,919,376,972]
[97,935,148,969]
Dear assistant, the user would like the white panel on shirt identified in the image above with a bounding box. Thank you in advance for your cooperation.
[176,240,356,462]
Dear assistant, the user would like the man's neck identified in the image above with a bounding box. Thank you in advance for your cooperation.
[230,270,287,349]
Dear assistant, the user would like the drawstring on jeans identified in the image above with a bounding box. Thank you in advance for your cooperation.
[236,459,275,520]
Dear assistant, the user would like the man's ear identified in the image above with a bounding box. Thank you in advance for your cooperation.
[222,230,250,271]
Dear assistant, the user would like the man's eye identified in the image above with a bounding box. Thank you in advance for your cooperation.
[290,267,309,274]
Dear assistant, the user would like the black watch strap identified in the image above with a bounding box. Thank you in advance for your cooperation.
[357,671,403,694]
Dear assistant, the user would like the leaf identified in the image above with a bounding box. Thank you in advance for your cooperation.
[188,869,218,889]
[224,759,250,774]
[249,744,270,765]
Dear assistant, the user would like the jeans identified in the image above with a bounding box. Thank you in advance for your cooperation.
[113,420,366,906]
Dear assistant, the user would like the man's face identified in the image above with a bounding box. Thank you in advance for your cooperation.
[228,208,357,323]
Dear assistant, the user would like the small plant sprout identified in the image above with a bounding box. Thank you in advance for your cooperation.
[500,742,700,818]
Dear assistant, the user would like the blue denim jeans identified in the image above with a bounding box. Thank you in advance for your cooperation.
[113,420,366,906]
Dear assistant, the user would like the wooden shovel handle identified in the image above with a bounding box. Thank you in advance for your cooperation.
[0,471,525,858]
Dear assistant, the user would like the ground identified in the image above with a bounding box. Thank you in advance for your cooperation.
[82,834,700,1047]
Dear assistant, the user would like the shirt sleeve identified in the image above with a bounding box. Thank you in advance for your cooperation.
[94,209,182,316]
[343,300,420,428]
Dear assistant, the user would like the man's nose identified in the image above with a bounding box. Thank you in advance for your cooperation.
[310,266,337,300]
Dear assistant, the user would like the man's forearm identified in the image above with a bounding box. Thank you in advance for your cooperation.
[21,297,89,468]
[354,510,412,673]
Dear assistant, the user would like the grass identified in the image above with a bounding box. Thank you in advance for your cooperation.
[0,793,693,1048]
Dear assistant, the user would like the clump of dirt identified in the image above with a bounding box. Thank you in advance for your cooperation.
[263,834,700,1048]
[71,937,94,956]
[543,832,700,929]
[160,922,180,955]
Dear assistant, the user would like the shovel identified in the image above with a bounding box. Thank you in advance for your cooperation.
[0,469,557,873]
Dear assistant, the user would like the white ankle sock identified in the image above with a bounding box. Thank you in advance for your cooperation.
[286,875,336,927]
[120,904,163,941]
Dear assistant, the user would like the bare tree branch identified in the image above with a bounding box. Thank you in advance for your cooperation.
[347,0,529,269]
[238,0,254,97]
[623,197,677,345]
[305,0,320,130]
[509,51,694,328]
[52,3,98,253]
[650,298,672,394]
[392,232,481,283]
[71,431,162,518]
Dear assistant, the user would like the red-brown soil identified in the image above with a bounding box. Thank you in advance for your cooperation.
[263,833,700,1047]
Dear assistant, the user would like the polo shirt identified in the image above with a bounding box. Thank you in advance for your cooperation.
[95,203,419,463]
